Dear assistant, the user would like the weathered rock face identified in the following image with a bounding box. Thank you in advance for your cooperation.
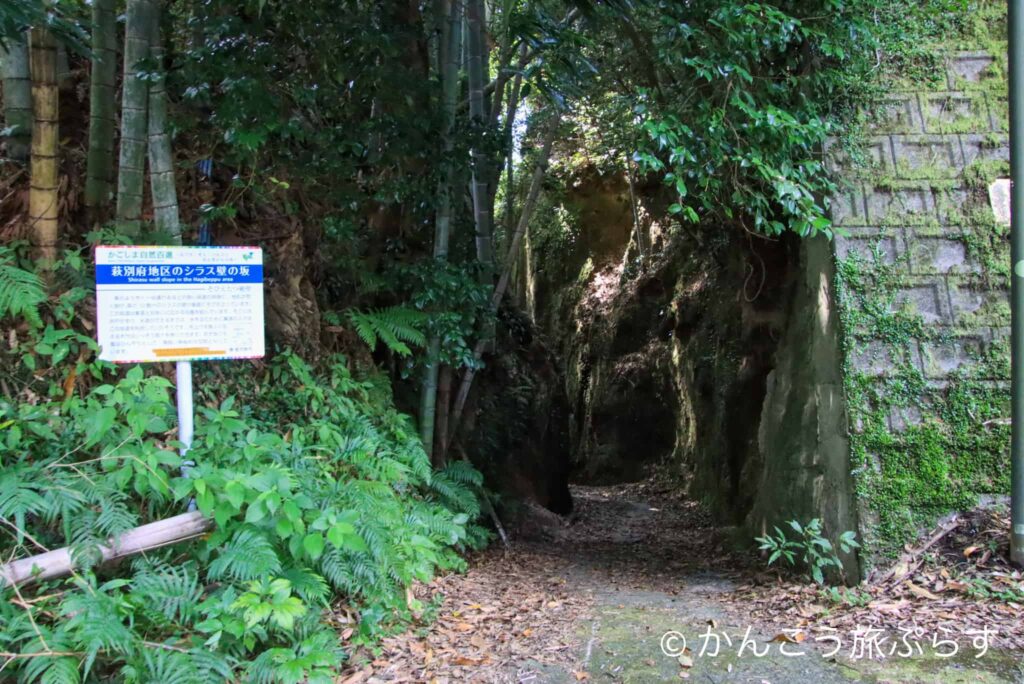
[523,170,860,577]
[462,308,574,516]
[749,236,859,580]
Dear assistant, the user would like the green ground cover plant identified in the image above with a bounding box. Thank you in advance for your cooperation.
[0,246,486,683]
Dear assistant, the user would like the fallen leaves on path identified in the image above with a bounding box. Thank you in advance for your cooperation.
[339,549,590,682]
[336,477,742,682]
[338,479,1023,683]
[725,508,1024,650]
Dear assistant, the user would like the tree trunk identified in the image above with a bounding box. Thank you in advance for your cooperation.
[28,27,59,267]
[625,152,647,268]
[434,365,452,465]
[498,42,526,253]
[443,119,559,456]
[85,0,118,224]
[465,0,493,284]
[116,0,156,235]
[2,32,32,162]
[147,8,181,242]
[419,0,462,458]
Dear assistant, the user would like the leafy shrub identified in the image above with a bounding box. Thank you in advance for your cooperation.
[0,258,486,683]
[756,518,860,585]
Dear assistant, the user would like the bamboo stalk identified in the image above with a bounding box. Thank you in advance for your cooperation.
[1,511,211,588]
[116,0,156,235]
[434,365,452,465]
[419,0,463,457]
[466,0,493,284]
[85,0,118,223]
[28,27,59,267]
[444,119,559,454]
[147,7,181,242]
[498,42,527,254]
[2,31,32,162]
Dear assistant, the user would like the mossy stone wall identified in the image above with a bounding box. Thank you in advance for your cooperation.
[827,49,1011,565]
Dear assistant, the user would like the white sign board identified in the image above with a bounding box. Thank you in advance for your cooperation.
[96,246,265,363]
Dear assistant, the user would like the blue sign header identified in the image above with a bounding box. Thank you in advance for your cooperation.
[96,264,263,285]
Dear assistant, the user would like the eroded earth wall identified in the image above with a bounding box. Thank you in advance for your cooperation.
[523,46,1010,576]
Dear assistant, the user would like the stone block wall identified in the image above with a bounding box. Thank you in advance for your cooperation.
[825,50,1011,564]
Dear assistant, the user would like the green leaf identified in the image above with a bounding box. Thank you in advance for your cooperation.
[225,481,245,510]
[302,533,325,560]
[245,500,267,524]
[342,533,369,554]
[84,406,116,447]
[196,488,215,515]
[275,517,293,538]
[327,522,355,548]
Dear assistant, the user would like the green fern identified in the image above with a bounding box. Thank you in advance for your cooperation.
[2,348,485,682]
[282,565,331,605]
[61,588,138,678]
[0,246,46,328]
[346,306,427,357]
[131,563,202,624]
[208,528,282,582]
[189,649,235,683]
[19,628,79,684]
[137,650,199,684]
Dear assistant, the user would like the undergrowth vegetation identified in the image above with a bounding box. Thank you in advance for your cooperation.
[0,245,487,682]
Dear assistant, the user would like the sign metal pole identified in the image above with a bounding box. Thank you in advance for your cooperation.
[176,360,194,460]
[1011,0,1024,566]
[176,360,196,511]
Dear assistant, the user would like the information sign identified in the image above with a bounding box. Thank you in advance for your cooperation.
[95,246,264,363]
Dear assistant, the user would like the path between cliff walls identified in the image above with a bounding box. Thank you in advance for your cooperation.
[338,481,1023,684]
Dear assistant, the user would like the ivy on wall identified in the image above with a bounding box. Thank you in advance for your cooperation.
[833,1,1010,560]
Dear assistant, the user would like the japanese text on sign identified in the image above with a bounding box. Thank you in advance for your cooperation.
[96,246,265,363]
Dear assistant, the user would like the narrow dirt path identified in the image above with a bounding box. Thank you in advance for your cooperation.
[344,482,1023,683]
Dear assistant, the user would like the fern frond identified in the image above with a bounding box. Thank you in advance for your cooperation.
[437,460,483,487]
[61,589,138,678]
[138,649,198,684]
[281,566,330,606]
[0,249,45,328]
[190,649,235,683]
[20,628,80,684]
[345,307,427,357]
[131,563,202,624]
[207,528,282,582]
